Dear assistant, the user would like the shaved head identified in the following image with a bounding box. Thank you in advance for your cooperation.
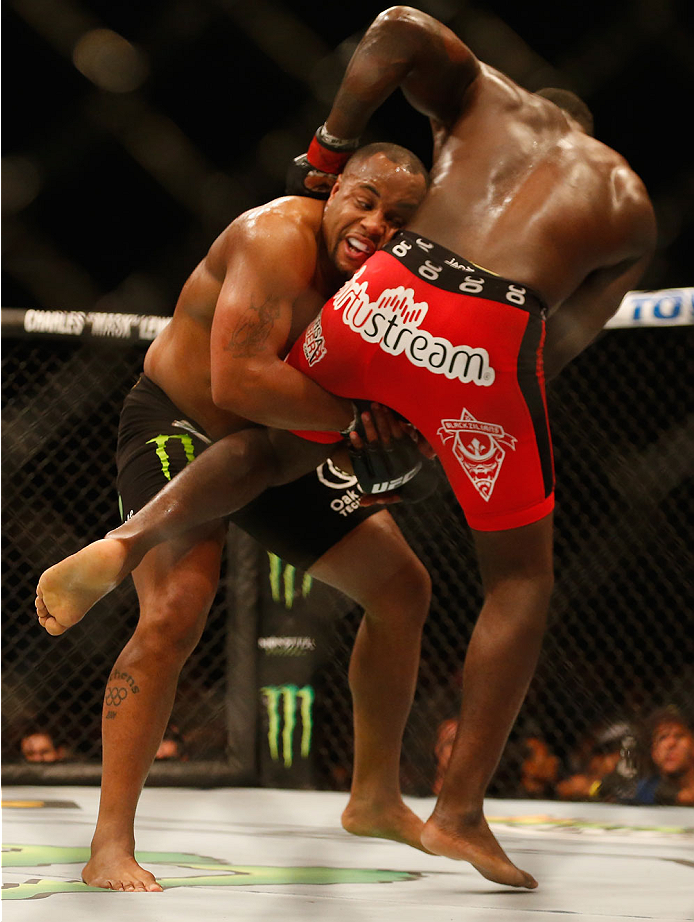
[345,143,430,188]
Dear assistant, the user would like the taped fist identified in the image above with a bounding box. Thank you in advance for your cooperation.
[347,402,439,504]
[285,123,360,199]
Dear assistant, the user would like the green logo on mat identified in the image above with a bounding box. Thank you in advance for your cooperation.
[1,845,418,899]
[261,684,315,768]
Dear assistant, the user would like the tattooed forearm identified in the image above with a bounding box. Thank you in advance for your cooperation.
[226,296,281,357]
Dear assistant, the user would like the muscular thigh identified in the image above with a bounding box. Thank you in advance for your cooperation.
[229,457,380,571]
[309,509,427,610]
[131,521,226,635]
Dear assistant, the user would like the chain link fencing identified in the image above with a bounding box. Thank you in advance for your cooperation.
[2,316,693,799]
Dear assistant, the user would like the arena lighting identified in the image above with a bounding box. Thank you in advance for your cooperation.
[72,28,148,93]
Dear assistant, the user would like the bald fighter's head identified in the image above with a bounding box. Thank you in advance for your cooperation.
[322,144,429,276]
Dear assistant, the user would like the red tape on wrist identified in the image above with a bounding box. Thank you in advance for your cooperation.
[307,136,352,174]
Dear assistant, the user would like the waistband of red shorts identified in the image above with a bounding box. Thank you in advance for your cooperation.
[382,231,548,319]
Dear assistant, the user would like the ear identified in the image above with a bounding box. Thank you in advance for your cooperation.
[326,174,343,204]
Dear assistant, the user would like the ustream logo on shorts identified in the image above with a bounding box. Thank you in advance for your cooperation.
[332,267,495,385]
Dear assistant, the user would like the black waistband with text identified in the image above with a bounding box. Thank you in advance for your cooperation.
[382,231,547,319]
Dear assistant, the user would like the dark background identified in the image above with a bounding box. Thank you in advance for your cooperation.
[3,0,693,311]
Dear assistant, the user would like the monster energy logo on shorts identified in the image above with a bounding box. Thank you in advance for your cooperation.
[147,433,196,481]
[146,421,211,480]
[268,553,313,608]
[261,684,314,768]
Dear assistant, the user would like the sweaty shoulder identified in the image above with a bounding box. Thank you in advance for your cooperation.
[206,196,325,280]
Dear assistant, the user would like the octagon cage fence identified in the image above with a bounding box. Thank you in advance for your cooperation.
[2,291,692,800]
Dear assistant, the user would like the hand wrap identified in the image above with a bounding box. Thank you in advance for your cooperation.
[347,400,438,502]
[285,124,360,199]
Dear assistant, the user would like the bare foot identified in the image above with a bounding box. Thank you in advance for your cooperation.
[83,846,163,892]
[341,798,432,854]
[420,814,538,889]
[36,538,131,635]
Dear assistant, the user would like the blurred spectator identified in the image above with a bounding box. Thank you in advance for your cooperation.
[519,732,560,799]
[155,724,187,761]
[632,706,694,806]
[556,721,627,801]
[20,728,65,763]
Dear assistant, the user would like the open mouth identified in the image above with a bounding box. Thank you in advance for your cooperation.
[344,236,375,261]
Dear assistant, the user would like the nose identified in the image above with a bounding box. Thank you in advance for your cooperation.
[360,209,388,240]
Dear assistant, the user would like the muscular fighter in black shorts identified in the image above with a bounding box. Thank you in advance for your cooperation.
[38,143,430,891]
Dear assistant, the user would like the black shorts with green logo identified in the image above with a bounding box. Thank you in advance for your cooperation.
[116,375,380,570]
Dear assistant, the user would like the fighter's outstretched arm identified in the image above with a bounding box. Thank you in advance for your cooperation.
[323,6,479,141]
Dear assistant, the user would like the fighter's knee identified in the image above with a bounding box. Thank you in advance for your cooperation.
[485,569,554,619]
[405,555,432,609]
[133,587,213,660]
[365,554,431,626]
[135,618,206,664]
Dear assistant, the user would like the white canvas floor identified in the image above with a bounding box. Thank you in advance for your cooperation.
[2,785,693,921]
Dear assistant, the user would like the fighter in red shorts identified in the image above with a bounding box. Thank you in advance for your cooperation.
[289,230,554,531]
[35,7,655,890]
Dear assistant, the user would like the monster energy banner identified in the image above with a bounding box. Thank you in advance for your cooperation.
[257,553,322,788]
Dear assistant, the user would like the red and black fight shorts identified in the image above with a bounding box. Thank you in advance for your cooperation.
[287,230,555,531]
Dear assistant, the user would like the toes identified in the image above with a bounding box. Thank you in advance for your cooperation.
[82,875,119,890]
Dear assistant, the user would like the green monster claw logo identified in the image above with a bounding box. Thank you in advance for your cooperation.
[268,553,312,608]
[261,684,314,767]
[147,433,197,481]
[1,845,418,899]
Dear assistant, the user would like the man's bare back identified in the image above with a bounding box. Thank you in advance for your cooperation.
[411,66,651,310]
[324,8,656,375]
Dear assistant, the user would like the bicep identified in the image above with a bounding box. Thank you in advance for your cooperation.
[212,278,290,363]
[209,249,304,397]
